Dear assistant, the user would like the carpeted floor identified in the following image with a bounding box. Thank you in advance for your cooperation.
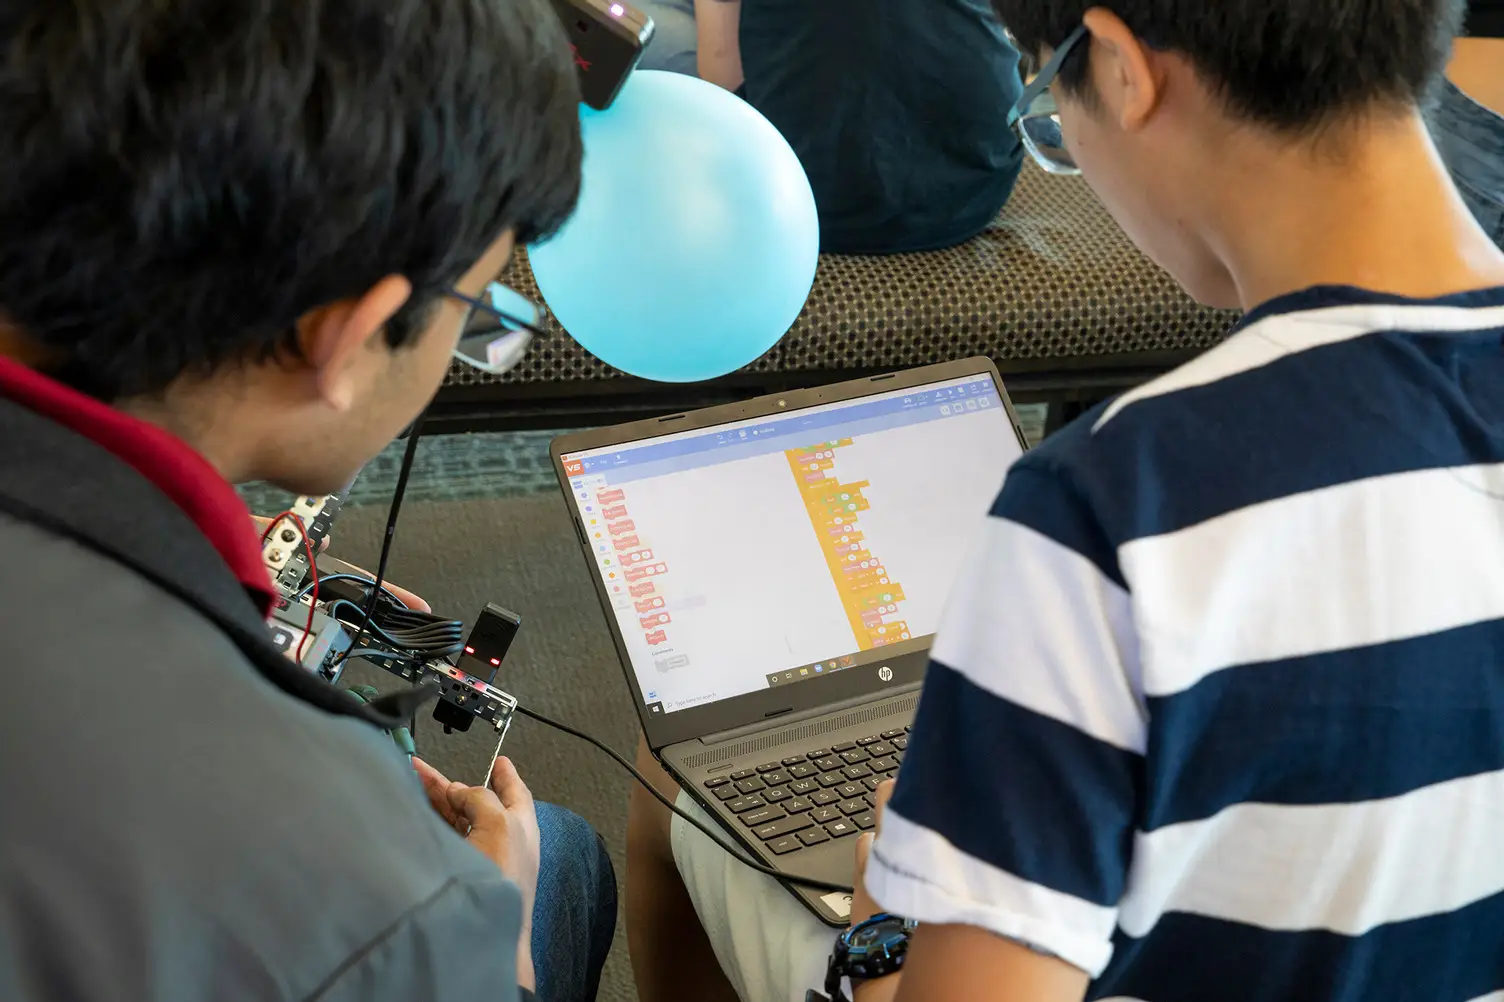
[327,493,643,1002]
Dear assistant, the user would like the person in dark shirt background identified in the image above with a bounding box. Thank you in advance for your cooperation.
[639,0,1027,255]
[1430,0,1504,245]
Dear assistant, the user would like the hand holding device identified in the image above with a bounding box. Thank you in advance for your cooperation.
[414,756,542,989]
[318,554,430,613]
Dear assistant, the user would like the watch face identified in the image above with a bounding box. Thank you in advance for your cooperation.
[850,921,910,952]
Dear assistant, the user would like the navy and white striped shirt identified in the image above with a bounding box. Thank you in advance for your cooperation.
[867,285,1504,1002]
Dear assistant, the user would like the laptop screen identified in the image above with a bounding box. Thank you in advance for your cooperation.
[559,373,1024,715]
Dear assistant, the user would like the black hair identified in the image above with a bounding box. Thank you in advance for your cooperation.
[994,0,1467,133]
[0,0,583,400]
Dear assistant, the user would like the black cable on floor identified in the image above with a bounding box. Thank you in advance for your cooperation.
[515,703,855,895]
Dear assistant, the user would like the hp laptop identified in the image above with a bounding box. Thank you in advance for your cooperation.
[552,358,1029,924]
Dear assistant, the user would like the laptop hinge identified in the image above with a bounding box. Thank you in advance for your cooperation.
[697,681,922,747]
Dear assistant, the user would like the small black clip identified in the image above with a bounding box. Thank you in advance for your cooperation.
[366,679,441,724]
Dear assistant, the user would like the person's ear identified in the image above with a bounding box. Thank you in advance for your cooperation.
[1082,7,1164,132]
[297,275,413,412]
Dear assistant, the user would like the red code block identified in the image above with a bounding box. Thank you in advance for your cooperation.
[608,519,636,535]
[612,534,641,552]
[603,505,628,520]
[639,612,671,629]
[629,581,657,598]
[597,488,626,504]
[645,630,667,646]
[635,597,665,613]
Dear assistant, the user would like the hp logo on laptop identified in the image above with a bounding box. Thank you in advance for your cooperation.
[878,666,893,682]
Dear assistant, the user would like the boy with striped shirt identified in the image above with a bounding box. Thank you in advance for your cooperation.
[859,1,1504,1000]
[647,2,1504,1001]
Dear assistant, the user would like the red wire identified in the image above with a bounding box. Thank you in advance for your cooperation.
[261,510,296,543]
[260,510,320,662]
[291,514,320,662]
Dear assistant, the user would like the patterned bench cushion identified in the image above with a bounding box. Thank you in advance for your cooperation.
[444,161,1238,390]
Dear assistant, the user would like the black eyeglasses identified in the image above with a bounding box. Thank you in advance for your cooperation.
[1008,24,1088,175]
[445,282,550,376]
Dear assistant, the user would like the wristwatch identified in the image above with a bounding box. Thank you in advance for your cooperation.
[805,913,916,1002]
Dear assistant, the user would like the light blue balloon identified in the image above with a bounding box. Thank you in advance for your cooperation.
[529,70,819,383]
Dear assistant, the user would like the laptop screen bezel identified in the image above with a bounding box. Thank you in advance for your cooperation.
[550,357,1030,752]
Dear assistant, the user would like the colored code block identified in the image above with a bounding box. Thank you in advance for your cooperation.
[597,488,626,504]
[629,581,657,598]
[635,597,665,613]
[612,534,641,551]
[639,612,671,629]
[608,519,637,535]
[603,505,628,520]
[645,630,668,645]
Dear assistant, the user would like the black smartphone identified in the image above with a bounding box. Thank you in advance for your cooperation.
[550,0,656,110]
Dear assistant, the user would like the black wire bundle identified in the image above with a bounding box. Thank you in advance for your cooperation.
[324,598,465,658]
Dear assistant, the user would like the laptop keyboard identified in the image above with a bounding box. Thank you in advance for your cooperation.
[703,727,910,857]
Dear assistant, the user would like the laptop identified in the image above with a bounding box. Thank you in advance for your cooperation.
[551,358,1029,925]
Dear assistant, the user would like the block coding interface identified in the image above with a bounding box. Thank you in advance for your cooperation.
[562,375,1022,715]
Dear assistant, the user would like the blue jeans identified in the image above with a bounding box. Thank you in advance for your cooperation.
[1430,77,1504,249]
[637,0,698,76]
[531,802,617,1002]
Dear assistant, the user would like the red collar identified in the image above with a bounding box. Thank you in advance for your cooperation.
[0,357,276,615]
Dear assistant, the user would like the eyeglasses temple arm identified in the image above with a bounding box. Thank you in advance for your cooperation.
[447,288,549,338]
[1007,24,1089,127]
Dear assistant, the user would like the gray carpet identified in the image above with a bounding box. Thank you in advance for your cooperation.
[326,495,641,1002]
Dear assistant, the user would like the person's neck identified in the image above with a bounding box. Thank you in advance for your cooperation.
[0,323,55,368]
[1199,109,1504,312]
[0,326,255,483]
[118,390,254,483]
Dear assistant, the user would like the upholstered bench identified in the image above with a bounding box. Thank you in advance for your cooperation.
[431,161,1239,434]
